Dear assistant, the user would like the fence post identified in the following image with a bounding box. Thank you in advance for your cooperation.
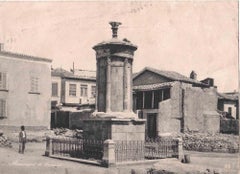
[102,139,116,167]
[45,136,52,156]
[177,138,184,161]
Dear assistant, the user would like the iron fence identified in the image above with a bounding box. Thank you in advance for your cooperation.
[51,137,104,160]
[115,138,178,163]
[145,137,178,159]
[115,140,145,162]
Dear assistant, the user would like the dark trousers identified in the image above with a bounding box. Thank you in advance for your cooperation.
[19,141,26,154]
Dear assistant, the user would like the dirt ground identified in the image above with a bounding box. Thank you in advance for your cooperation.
[0,141,239,174]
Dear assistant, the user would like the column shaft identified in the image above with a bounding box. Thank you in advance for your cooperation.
[106,57,111,112]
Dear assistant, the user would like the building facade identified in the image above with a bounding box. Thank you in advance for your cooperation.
[133,67,220,137]
[217,92,239,119]
[0,44,52,129]
[51,68,96,110]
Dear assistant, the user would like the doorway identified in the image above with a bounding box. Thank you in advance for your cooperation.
[147,113,157,138]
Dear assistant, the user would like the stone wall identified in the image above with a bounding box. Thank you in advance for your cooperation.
[69,110,92,129]
[83,118,145,141]
[157,82,182,135]
[220,119,239,134]
[183,87,219,133]
[157,82,219,134]
[203,112,220,134]
[52,110,93,129]
[83,119,111,140]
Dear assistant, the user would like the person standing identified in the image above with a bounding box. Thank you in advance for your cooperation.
[19,125,27,154]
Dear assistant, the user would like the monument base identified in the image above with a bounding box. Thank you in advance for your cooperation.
[83,112,146,141]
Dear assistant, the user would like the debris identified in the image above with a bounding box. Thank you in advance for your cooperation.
[0,133,12,148]
[182,132,239,153]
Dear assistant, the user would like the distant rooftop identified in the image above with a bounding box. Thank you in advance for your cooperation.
[217,92,239,101]
[0,43,52,63]
[133,67,207,86]
[133,82,174,91]
[52,68,96,81]
[74,69,96,79]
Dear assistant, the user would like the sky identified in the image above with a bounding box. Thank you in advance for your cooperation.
[0,1,238,92]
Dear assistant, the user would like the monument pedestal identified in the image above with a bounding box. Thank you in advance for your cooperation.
[83,112,145,141]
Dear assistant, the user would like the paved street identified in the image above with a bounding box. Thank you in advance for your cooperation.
[0,142,239,174]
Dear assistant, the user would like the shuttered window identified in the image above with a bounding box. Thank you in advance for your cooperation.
[52,83,58,96]
[80,84,88,97]
[69,84,76,96]
[91,86,96,98]
[30,76,39,93]
[0,72,7,90]
[0,99,6,118]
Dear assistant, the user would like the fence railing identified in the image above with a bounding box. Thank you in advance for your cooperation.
[46,137,182,166]
[49,137,103,160]
[114,138,179,163]
[115,140,145,162]
[145,137,178,159]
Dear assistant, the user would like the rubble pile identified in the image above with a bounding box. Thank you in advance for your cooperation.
[182,133,239,153]
[0,131,12,148]
[53,128,83,139]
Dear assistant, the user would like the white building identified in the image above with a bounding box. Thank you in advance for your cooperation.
[51,68,96,110]
[0,43,52,129]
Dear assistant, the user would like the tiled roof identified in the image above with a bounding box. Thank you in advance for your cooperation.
[74,69,96,79]
[133,67,206,86]
[51,68,73,77]
[0,51,52,63]
[217,92,239,101]
[51,68,96,81]
[133,82,174,91]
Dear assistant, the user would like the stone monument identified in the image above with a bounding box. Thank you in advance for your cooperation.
[83,22,145,141]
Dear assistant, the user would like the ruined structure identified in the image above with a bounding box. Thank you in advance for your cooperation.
[133,67,220,136]
[83,22,145,141]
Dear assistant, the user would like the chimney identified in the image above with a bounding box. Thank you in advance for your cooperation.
[190,70,197,80]
[72,62,75,74]
[200,78,214,87]
[0,43,4,51]
[109,21,122,38]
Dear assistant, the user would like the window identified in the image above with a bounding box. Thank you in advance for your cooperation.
[144,91,152,109]
[163,88,170,100]
[69,84,76,96]
[136,92,143,110]
[0,99,6,118]
[29,76,39,93]
[228,107,232,116]
[52,83,58,97]
[0,72,7,90]
[80,84,88,97]
[91,86,96,98]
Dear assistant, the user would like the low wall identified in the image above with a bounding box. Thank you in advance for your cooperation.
[83,118,146,141]
[69,111,93,129]
[52,110,93,129]
[220,119,239,135]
